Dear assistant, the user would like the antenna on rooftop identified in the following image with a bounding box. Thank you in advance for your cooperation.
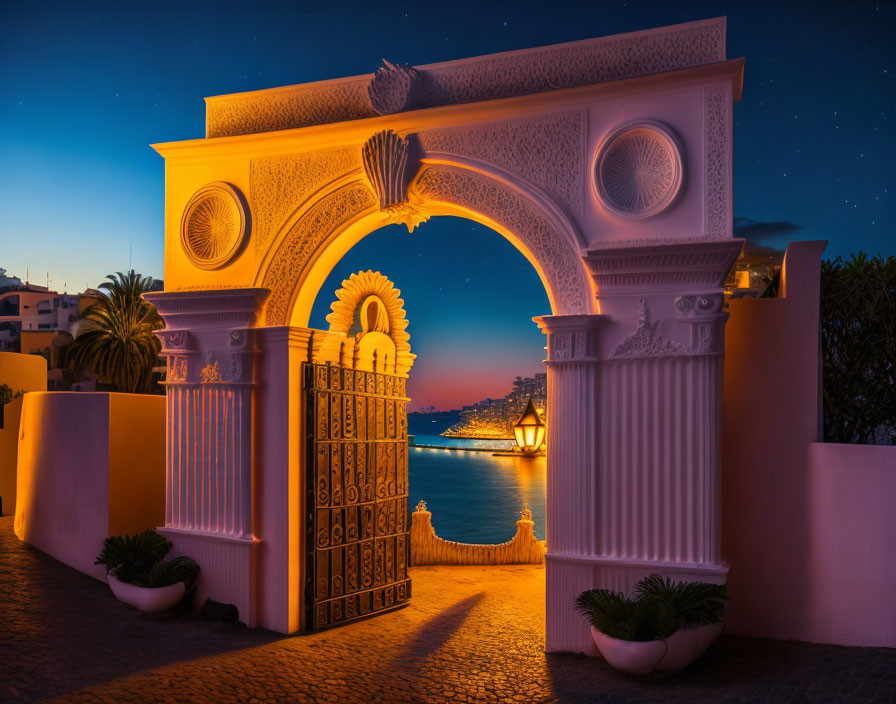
[129,244,133,272]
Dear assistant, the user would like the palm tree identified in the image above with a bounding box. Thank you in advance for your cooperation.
[69,270,163,394]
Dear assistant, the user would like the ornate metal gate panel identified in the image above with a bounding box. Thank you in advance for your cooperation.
[303,361,410,629]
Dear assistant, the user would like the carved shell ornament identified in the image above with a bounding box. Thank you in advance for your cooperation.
[361,130,429,232]
[326,270,415,373]
[368,59,419,115]
[594,122,683,219]
[180,182,248,269]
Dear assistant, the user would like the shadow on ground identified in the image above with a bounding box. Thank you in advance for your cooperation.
[0,516,281,702]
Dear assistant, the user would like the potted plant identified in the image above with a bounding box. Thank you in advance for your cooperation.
[95,529,199,613]
[575,573,727,675]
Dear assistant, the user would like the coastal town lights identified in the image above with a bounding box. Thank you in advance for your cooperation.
[513,398,546,455]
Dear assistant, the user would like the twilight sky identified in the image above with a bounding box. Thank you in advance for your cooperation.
[1,1,893,409]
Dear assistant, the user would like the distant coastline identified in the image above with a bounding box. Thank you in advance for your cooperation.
[407,411,515,451]
[436,374,546,440]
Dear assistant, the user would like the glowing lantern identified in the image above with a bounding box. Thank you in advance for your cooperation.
[513,398,546,455]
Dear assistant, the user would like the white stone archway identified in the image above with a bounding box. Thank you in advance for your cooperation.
[146,17,744,653]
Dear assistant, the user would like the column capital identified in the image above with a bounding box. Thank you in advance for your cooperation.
[533,314,607,363]
[581,240,742,359]
[145,288,270,386]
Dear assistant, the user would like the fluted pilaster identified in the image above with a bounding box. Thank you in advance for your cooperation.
[144,288,269,626]
[534,314,604,653]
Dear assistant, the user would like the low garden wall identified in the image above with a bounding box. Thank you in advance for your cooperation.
[410,502,545,566]
[802,442,896,647]
[14,392,165,581]
[0,351,47,516]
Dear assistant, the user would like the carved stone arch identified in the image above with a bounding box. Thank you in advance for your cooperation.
[260,180,377,326]
[260,159,595,326]
[409,163,594,316]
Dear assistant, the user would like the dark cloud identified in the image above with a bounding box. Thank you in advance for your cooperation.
[733,217,803,243]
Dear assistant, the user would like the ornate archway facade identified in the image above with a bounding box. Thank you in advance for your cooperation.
[145,17,744,653]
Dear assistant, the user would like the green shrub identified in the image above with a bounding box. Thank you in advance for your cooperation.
[821,253,896,445]
[0,383,23,406]
[95,529,198,590]
[141,556,200,590]
[575,573,727,642]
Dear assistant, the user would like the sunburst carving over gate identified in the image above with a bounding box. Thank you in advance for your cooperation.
[326,270,415,376]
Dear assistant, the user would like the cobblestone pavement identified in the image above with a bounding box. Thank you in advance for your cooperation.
[2,516,895,704]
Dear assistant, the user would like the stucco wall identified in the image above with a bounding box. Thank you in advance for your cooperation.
[0,396,25,516]
[0,351,47,516]
[15,392,165,580]
[108,393,167,536]
[804,442,896,647]
[722,240,896,647]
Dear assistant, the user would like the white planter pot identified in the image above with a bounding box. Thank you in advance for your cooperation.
[108,574,185,613]
[590,626,667,675]
[655,622,723,672]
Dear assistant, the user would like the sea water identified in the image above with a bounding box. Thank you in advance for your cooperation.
[407,414,546,543]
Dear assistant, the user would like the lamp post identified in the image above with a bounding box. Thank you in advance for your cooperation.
[513,398,546,455]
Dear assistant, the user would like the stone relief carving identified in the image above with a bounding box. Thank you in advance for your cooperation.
[412,165,591,315]
[167,356,189,382]
[180,182,248,270]
[262,183,377,325]
[361,130,428,232]
[610,299,686,359]
[574,331,587,359]
[417,112,586,217]
[229,353,253,383]
[368,60,419,115]
[674,293,724,317]
[250,148,359,255]
[206,19,725,137]
[674,293,725,354]
[228,328,248,348]
[694,322,721,354]
[549,329,590,361]
[704,86,730,239]
[594,122,682,219]
[157,329,192,351]
[552,333,571,360]
[200,357,222,382]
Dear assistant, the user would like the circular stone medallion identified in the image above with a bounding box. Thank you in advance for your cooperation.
[180,182,248,269]
[594,122,683,219]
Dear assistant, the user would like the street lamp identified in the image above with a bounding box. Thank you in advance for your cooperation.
[513,398,546,455]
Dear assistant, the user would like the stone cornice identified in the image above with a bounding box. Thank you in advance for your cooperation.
[584,239,744,294]
[144,288,270,329]
[152,60,744,161]
[202,18,726,138]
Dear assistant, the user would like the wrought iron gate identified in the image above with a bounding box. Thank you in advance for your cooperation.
[303,362,411,629]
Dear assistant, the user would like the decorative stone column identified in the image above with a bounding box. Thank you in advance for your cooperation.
[537,239,742,653]
[533,314,605,654]
[145,288,269,627]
